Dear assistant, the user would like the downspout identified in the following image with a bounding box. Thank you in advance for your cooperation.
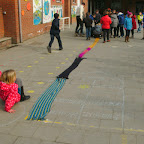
[18,0,23,43]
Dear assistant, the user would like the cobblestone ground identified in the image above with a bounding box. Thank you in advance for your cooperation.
[0,26,144,144]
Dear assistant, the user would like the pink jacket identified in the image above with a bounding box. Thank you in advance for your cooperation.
[0,71,21,112]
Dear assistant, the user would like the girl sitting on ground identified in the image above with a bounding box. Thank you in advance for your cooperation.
[0,70,30,113]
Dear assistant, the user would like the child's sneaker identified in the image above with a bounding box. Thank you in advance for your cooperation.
[103,41,106,43]
[107,40,110,42]
[47,46,51,53]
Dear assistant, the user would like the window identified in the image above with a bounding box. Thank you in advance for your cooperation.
[73,0,77,4]
[56,0,62,2]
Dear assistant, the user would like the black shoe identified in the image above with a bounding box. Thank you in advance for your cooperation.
[59,47,63,50]
[86,38,88,40]
[47,46,51,53]
[88,37,90,40]
[142,37,144,40]
[20,86,30,102]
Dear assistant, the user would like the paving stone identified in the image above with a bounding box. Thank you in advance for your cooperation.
[33,126,63,141]
[110,133,137,144]
[84,133,110,144]
[0,133,17,144]
[9,123,38,137]
[56,130,83,144]
[14,137,41,144]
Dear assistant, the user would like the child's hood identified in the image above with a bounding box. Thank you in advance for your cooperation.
[0,71,2,77]
[118,12,124,16]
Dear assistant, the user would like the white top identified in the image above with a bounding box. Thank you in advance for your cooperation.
[76,5,84,20]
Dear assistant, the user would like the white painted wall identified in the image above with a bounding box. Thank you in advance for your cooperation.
[77,0,80,7]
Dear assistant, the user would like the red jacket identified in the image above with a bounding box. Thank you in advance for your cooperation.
[100,15,112,29]
[0,71,21,112]
[132,15,137,29]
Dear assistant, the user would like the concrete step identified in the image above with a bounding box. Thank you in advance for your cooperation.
[0,37,12,49]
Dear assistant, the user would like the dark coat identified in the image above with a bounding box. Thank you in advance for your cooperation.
[94,13,101,24]
[50,19,60,35]
[117,13,125,25]
[84,16,92,28]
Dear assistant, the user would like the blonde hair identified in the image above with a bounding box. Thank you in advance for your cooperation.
[0,69,16,84]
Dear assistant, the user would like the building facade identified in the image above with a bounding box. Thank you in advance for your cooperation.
[89,0,144,14]
[0,0,88,44]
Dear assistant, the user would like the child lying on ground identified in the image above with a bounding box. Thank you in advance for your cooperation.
[0,70,30,113]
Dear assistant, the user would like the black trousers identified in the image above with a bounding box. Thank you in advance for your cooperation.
[117,25,124,37]
[103,29,109,41]
[131,29,134,36]
[126,30,130,37]
[111,27,117,37]
[49,34,62,48]
[75,16,83,34]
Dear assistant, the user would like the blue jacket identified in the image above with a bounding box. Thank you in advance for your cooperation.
[50,18,60,35]
[143,12,144,28]
[124,17,132,30]
[117,13,125,25]
[89,15,94,20]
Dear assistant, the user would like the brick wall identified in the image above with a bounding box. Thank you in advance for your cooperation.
[0,0,20,43]
[0,0,88,43]
[21,0,65,41]
[0,7,4,38]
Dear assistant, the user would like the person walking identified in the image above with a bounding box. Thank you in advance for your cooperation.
[137,12,143,33]
[131,13,137,38]
[117,11,125,37]
[83,12,92,40]
[110,10,119,38]
[75,2,85,37]
[47,13,63,53]
[100,10,112,43]
[124,12,132,42]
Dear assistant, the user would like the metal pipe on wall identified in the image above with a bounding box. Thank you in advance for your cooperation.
[18,0,23,43]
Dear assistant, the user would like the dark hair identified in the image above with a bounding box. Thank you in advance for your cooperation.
[103,10,109,15]
[86,12,90,18]
[96,9,99,12]
[54,13,59,19]
[82,2,85,5]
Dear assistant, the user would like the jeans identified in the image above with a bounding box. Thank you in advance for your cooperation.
[126,30,130,37]
[49,34,62,48]
[86,27,91,38]
[15,78,23,95]
[103,29,109,41]
[75,16,83,34]
[138,23,142,32]
[117,24,124,37]
[111,27,117,37]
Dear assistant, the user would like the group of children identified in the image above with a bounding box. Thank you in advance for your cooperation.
[82,9,144,43]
